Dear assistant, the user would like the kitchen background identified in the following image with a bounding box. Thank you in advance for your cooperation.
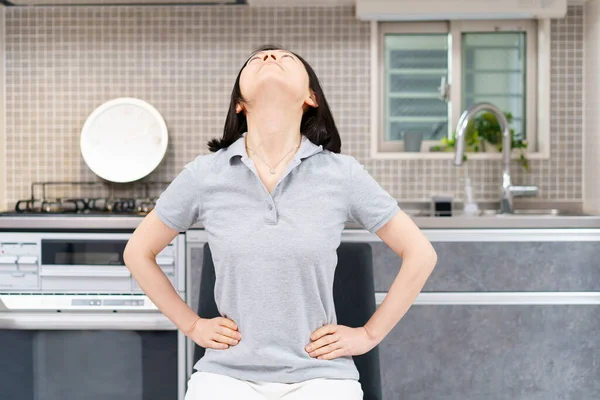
[1,2,600,399]
[0,2,586,210]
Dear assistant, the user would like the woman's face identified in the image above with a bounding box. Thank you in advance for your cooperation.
[237,49,317,113]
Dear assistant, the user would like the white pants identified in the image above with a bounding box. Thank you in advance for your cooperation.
[184,371,364,400]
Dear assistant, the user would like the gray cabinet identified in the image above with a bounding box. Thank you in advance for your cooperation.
[378,305,600,400]
[372,241,600,292]
[363,229,600,400]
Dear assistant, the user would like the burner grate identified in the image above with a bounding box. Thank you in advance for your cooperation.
[12,181,171,215]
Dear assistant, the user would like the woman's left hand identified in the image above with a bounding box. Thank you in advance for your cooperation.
[305,324,379,360]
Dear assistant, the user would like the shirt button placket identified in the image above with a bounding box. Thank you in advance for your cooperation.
[266,201,277,224]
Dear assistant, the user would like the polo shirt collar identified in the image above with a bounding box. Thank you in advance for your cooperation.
[227,131,323,165]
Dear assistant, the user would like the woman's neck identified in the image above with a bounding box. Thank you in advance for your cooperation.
[244,95,304,164]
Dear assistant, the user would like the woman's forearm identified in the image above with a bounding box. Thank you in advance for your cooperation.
[124,254,200,333]
[363,247,437,343]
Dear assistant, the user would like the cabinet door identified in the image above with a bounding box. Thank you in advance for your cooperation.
[371,241,600,292]
[378,304,600,400]
[0,330,178,400]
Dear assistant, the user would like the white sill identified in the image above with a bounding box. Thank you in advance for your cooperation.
[370,150,550,161]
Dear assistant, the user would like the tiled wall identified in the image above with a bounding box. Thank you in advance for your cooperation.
[1,4,584,210]
[584,0,600,214]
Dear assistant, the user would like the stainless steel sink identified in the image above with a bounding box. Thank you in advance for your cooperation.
[399,201,592,218]
[479,209,590,217]
[384,201,600,229]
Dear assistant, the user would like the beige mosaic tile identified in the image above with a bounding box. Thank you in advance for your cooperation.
[1,4,584,209]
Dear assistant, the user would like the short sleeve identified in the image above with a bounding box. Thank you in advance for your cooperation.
[347,156,400,234]
[153,161,201,232]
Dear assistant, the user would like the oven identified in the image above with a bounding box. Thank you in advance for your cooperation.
[0,232,187,400]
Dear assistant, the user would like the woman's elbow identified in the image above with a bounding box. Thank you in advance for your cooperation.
[418,240,437,271]
[123,239,143,270]
[428,243,438,269]
[402,239,437,271]
[123,242,135,269]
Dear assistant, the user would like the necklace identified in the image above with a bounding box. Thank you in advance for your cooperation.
[246,136,302,175]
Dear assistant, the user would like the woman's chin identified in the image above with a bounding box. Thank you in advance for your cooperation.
[249,76,304,99]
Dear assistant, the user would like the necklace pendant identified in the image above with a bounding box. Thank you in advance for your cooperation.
[269,168,276,174]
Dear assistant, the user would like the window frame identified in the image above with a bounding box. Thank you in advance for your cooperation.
[377,21,450,153]
[371,18,551,160]
[450,19,538,151]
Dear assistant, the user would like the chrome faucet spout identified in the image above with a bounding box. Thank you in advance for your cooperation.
[453,102,537,213]
[453,102,510,169]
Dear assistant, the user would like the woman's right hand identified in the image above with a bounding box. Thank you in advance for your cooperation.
[186,317,242,349]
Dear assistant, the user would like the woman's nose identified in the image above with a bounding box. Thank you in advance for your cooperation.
[262,53,277,61]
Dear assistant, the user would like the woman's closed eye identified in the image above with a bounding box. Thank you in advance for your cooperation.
[248,55,261,63]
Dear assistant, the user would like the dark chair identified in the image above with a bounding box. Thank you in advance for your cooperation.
[192,242,382,400]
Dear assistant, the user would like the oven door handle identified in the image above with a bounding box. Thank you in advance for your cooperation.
[39,266,131,278]
[0,312,177,330]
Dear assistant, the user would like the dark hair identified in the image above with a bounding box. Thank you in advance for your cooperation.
[206,44,341,153]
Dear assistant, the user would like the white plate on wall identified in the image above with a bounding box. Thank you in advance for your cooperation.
[80,97,168,183]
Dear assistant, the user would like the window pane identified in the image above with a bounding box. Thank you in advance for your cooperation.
[462,32,526,140]
[389,122,448,141]
[384,33,449,143]
[389,74,442,93]
[389,98,447,117]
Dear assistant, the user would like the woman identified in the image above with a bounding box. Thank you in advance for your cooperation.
[124,44,438,400]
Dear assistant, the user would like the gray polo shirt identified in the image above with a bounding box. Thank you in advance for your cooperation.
[154,131,400,384]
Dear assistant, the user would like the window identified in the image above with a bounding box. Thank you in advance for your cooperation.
[374,19,546,157]
[462,32,527,139]
[384,33,449,143]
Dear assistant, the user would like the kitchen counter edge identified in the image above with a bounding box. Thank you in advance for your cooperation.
[0,215,599,231]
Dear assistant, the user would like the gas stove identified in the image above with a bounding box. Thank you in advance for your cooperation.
[0,181,170,216]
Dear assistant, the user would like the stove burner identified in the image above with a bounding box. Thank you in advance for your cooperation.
[11,181,171,215]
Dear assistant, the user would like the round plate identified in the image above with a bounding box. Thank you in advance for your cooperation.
[80,97,168,183]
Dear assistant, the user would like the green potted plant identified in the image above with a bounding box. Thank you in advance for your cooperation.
[430,111,529,171]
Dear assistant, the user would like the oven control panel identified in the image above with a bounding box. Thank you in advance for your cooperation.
[0,293,161,311]
[0,242,39,290]
[72,298,145,307]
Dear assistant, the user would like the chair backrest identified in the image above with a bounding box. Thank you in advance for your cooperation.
[193,242,382,400]
[332,242,382,400]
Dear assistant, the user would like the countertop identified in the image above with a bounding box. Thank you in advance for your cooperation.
[0,201,598,231]
[0,214,598,231]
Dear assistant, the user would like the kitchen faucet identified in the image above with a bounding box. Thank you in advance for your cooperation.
[453,102,538,214]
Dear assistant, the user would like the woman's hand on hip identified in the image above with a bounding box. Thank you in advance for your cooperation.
[305,324,378,360]
[185,316,242,350]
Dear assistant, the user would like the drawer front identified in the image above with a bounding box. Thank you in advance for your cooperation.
[372,241,600,292]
